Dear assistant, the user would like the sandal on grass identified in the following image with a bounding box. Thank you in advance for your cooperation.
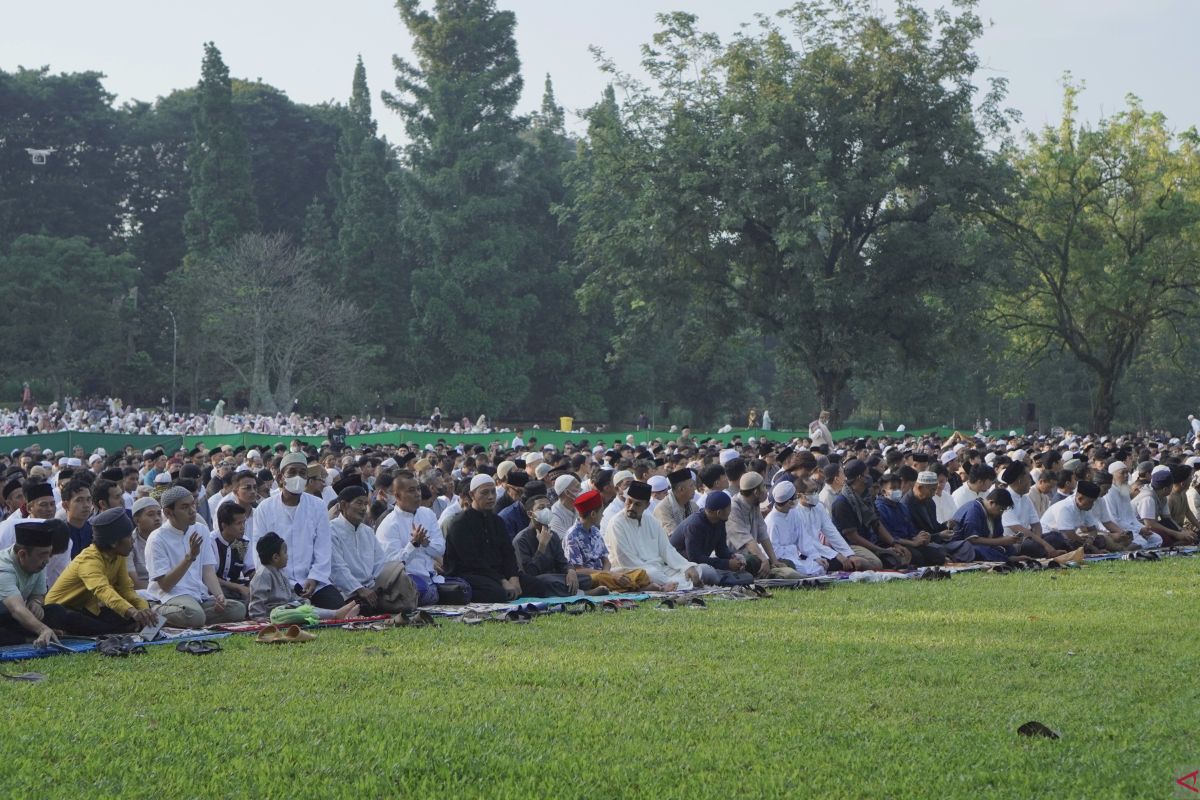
[176,640,222,656]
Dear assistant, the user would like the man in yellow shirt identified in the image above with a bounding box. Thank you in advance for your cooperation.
[45,508,159,636]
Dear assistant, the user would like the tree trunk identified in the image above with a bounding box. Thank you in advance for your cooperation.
[1090,367,1118,434]
[813,367,852,427]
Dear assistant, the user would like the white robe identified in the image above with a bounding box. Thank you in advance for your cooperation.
[375,505,443,582]
[329,515,388,597]
[603,509,697,589]
[765,508,827,577]
[251,492,333,590]
[0,508,27,550]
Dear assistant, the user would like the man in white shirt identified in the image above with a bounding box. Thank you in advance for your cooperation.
[329,484,424,613]
[1104,461,1161,550]
[999,462,1064,558]
[549,475,580,538]
[765,482,830,577]
[792,478,868,570]
[1039,480,1103,553]
[951,464,994,511]
[146,486,246,628]
[375,475,445,605]
[818,464,842,514]
[251,452,344,609]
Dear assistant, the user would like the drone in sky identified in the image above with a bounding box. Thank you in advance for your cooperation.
[25,148,57,165]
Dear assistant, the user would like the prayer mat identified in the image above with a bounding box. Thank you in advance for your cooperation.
[0,632,230,663]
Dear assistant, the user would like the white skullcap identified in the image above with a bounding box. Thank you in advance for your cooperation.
[916,471,938,485]
[592,445,605,454]
[984,452,996,465]
[88,454,103,463]
[469,474,495,492]
[554,474,577,495]
[939,450,957,465]
[648,475,670,493]
[771,481,796,504]
[1151,464,1172,477]
[718,449,739,466]
[131,497,160,516]
[67,458,82,467]
[247,449,261,460]
[1012,449,1028,461]
[57,457,69,467]
[153,472,172,485]
[380,457,397,469]
[613,470,635,486]
[535,463,551,479]
[496,460,516,479]
[525,451,544,465]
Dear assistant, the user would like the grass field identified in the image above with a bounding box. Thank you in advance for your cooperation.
[3,559,1197,799]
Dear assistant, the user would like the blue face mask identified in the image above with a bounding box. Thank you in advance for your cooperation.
[889,489,902,502]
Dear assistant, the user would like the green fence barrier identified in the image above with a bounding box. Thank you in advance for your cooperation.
[1,425,990,456]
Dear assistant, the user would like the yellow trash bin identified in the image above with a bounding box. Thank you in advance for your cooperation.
[559,416,573,432]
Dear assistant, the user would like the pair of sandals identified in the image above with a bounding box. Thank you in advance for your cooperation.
[96,635,147,657]
[657,597,707,610]
[390,610,438,628]
[599,598,639,612]
[729,584,773,599]
[918,567,952,581]
[255,624,316,644]
[458,609,533,624]
[176,640,222,656]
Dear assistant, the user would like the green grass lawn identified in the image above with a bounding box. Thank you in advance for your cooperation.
[3,559,1197,799]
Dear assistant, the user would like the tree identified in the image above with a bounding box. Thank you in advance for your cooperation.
[182,42,258,258]
[0,235,136,400]
[201,233,375,412]
[0,67,128,251]
[330,57,401,324]
[384,0,532,417]
[984,85,1200,433]
[564,2,1010,423]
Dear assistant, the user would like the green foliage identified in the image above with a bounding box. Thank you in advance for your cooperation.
[0,67,127,251]
[0,235,136,398]
[1,561,1195,797]
[564,2,1011,424]
[385,0,533,416]
[986,83,1200,432]
[182,42,258,259]
[331,57,402,326]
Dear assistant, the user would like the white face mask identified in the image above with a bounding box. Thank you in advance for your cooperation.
[534,508,553,527]
[889,490,902,501]
[284,475,307,495]
[804,493,820,506]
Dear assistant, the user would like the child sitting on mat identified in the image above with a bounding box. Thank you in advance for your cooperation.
[250,532,360,621]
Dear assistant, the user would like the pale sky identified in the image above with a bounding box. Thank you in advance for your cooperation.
[2,0,1197,145]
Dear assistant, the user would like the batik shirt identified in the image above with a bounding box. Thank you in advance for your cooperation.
[564,522,609,570]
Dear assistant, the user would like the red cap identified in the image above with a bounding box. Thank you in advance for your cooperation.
[573,489,603,516]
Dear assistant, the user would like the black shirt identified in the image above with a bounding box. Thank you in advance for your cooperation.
[445,507,520,582]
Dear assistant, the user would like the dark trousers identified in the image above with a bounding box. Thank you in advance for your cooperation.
[525,573,596,596]
[41,604,134,637]
[0,613,35,645]
[455,573,554,603]
[902,542,947,567]
[294,584,345,610]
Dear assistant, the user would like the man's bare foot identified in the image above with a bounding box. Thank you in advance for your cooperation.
[662,581,678,591]
[334,602,361,620]
[585,586,610,596]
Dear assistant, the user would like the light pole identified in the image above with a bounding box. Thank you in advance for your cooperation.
[164,306,177,415]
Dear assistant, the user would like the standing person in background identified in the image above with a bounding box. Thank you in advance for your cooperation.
[809,411,834,451]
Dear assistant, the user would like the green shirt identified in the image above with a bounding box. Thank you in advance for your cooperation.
[0,545,47,615]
